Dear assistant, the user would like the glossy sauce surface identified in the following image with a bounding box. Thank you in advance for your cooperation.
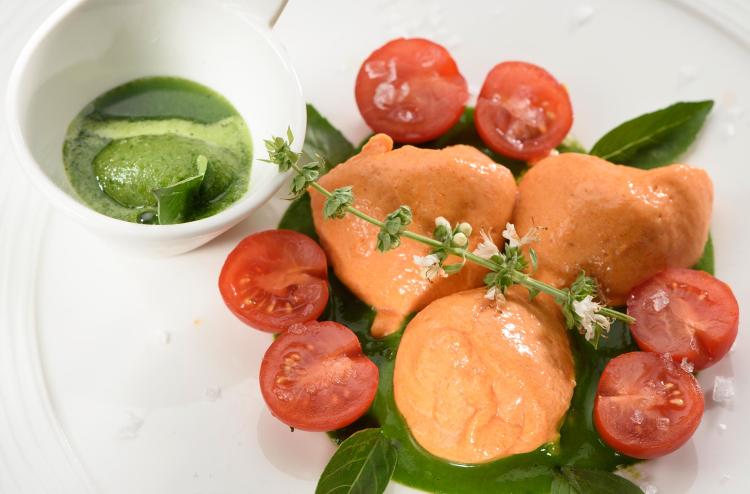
[63,77,252,223]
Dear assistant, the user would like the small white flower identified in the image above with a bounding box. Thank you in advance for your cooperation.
[502,222,542,248]
[572,295,611,341]
[413,254,447,281]
[457,222,473,237]
[473,230,500,259]
[434,216,452,231]
[485,285,506,304]
[452,232,468,247]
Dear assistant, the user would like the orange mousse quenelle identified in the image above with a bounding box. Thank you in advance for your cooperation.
[394,287,576,464]
[310,134,517,337]
[512,153,713,305]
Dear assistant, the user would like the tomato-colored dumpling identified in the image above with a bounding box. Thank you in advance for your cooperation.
[394,287,575,463]
[310,134,517,337]
[512,153,713,305]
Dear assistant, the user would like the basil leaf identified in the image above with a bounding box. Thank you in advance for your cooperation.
[693,233,715,275]
[551,467,643,494]
[304,104,356,172]
[279,192,318,240]
[557,137,587,154]
[590,101,713,169]
[315,428,398,494]
[152,156,208,224]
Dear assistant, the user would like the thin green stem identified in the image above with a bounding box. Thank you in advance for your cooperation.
[295,161,632,325]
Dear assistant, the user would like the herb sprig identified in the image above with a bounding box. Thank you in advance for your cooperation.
[264,132,634,346]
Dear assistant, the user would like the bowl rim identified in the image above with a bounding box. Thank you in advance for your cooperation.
[5,0,306,241]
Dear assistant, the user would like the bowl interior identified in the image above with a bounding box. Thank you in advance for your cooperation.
[12,0,304,217]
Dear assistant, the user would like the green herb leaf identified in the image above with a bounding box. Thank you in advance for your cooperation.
[377,205,412,252]
[152,155,207,224]
[263,130,299,173]
[693,234,714,275]
[324,186,354,219]
[289,159,323,199]
[590,100,713,169]
[304,104,356,173]
[551,467,643,494]
[315,428,398,494]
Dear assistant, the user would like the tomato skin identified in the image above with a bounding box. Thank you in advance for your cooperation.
[219,230,329,333]
[259,321,379,431]
[627,268,739,370]
[355,38,469,143]
[474,61,573,161]
[594,352,704,459]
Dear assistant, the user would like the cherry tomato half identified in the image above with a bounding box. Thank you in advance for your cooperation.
[259,320,379,431]
[594,352,704,459]
[219,230,329,333]
[627,268,739,370]
[355,38,469,143]
[474,61,573,161]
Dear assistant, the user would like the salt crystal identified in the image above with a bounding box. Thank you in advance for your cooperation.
[631,409,645,425]
[643,485,658,494]
[117,412,144,440]
[713,376,735,403]
[650,289,670,312]
[572,5,595,27]
[718,423,727,431]
[205,386,223,402]
[727,106,744,118]
[656,417,671,431]
[680,357,694,373]
[679,65,698,82]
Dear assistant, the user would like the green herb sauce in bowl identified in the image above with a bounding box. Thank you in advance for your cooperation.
[63,76,252,224]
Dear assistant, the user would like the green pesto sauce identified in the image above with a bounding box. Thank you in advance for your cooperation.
[278,105,715,493]
[63,77,252,223]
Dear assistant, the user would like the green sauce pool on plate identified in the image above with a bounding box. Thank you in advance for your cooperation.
[63,76,252,224]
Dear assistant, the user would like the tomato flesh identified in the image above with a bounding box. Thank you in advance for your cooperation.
[627,268,739,370]
[594,352,704,459]
[474,61,573,161]
[355,38,469,143]
[259,321,379,431]
[219,230,329,333]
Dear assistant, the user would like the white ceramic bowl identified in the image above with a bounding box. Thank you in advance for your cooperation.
[6,0,305,256]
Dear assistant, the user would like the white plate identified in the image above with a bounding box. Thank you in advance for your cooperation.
[1,0,749,493]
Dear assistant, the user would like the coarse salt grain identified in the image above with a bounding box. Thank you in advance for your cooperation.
[650,289,670,312]
[643,485,658,494]
[680,357,694,373]
[718,423,727,431]
[205,386,223,402]
[117,411,144,440]
[713,376,735,403]
[656,417,670,431]
[572,5,595,27]
[679,65,698,82]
